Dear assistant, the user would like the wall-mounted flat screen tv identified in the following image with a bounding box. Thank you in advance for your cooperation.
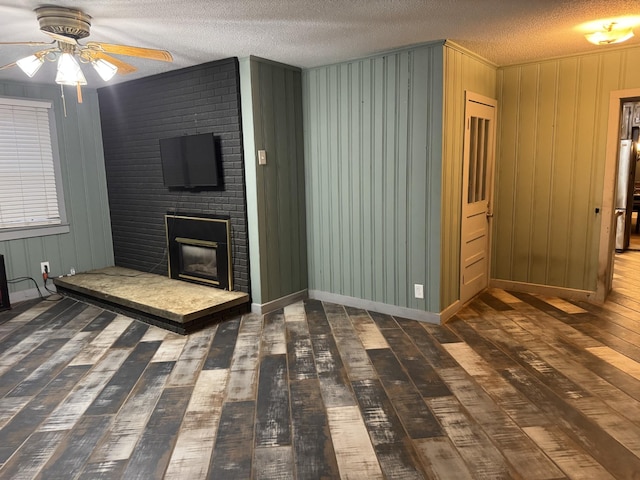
[160,132,220,188]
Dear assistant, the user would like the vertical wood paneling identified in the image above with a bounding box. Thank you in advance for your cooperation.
[494,45,640,292]
[303,43,445,313]
[441,45,497,308]
[512,64,538,282]
[361,60,374,302]
[531,62,558,283]
[241,57,307,305]
[0,82,114,297]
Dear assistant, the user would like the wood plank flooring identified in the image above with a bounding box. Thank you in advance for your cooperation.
[1,247,640,478]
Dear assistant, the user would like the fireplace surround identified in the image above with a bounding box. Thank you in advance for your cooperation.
[165,213,232,290]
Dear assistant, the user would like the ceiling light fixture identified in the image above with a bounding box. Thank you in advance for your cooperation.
[90,58,118,81]
[55,53,87,86]
[16,54,44,77]
[13,48,118,104]
[585,22,634,45]
[55,53,87,103]
[0,7,173,106]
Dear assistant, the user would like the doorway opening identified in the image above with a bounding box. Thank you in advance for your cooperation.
[597,88,640,301]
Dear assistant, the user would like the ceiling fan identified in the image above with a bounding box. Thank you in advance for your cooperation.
[0,6,173,102]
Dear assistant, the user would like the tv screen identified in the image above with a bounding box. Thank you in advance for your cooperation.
[160,133,220,188]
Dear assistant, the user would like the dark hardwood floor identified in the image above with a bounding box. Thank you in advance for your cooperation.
[1,245,639,478]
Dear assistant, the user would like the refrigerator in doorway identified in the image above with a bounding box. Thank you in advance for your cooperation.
[615,102,640,252]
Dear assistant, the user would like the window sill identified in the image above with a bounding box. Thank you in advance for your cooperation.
[0,224,70,242]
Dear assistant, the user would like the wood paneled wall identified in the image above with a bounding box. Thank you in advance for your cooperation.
[494,46,640,291]
[303,43,444,313]
[240,57,307,305]
[0,81,114,299]
[441,43,497,309]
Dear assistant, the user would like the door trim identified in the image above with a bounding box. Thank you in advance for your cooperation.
[597,88,640,301]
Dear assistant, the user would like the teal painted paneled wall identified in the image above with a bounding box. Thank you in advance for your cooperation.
[240,57,308,305]
[303,43,444,312]
[0,82,114,298]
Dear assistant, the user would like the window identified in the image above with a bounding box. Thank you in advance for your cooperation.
[0,96,68,240]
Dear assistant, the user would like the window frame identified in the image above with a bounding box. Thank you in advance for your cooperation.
[0,96,69,241]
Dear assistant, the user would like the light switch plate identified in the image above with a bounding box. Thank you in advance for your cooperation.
[414,283,424,299]
[258,149,267,165]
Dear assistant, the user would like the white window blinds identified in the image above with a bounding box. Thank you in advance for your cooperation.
[0,98,61,229]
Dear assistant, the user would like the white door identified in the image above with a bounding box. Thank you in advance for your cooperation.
[460,92,497,304]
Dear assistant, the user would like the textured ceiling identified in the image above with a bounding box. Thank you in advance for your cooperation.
[0,0,639,86]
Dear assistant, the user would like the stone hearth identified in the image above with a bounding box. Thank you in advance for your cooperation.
[53,266,249,334]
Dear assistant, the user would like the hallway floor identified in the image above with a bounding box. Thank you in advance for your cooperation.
[0,254,639,478]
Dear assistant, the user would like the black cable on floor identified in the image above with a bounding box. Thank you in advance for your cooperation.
[7,276,62,302]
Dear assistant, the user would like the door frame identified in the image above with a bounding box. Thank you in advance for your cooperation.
[597,87,640,301]
[460,91,497,304]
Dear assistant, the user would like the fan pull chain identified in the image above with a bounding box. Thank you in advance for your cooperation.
[76,83,83,103]
[60,84,67,117]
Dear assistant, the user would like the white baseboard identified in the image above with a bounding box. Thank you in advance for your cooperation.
[490,279,595,301]
[308,290,441,324]
[251,289,309,315]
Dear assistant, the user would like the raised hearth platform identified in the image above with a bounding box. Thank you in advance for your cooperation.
[53,266,249,334]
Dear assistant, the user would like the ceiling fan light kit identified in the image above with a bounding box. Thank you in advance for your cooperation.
[90,58,118,81]
[16,54,44,77]
[55,53,87,86]
[0,6,173,105]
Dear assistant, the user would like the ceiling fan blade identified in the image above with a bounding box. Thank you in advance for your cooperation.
[84,50,138,75]
[0,61,17,71]
[0,41,54,46]
[42,31,78,45]
[86,42,173,62]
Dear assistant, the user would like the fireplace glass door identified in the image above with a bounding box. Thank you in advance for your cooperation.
[178,238,218,284]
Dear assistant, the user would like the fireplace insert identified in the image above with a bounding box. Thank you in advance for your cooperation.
[165,213,232,290]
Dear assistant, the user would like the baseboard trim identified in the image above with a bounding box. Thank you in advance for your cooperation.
[490,279,596,301]
[251,289,309,315]
[308,290,440,324]
[439,300,462,323]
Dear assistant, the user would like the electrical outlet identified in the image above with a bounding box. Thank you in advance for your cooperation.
[414,283,424,299]
[40,261,50,275]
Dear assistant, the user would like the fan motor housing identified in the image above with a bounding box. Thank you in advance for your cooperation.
[36,6,92,40]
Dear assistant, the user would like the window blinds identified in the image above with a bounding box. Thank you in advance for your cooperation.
[0,98,61,229]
